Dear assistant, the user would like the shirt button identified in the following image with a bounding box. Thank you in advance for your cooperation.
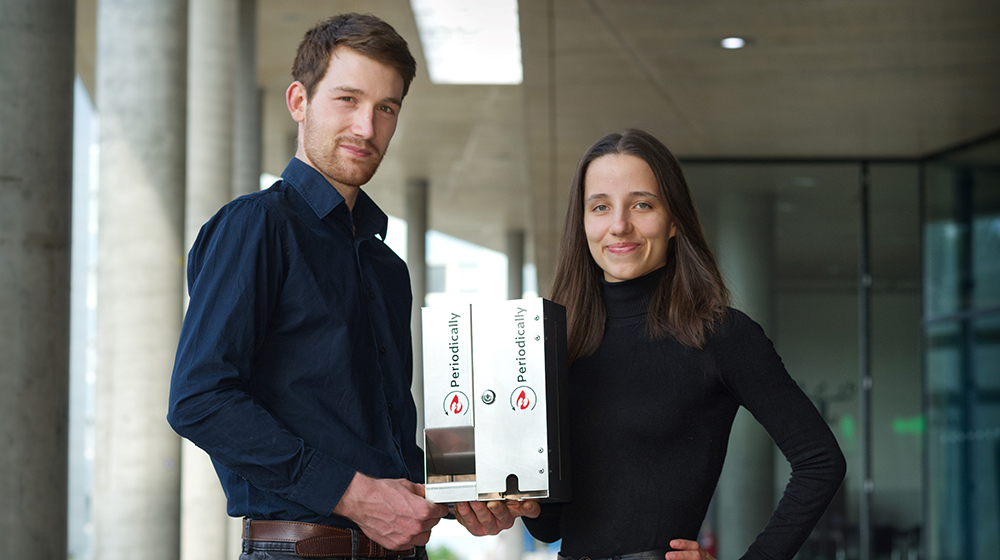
[369,292,375,300]
[379,346,386,354]
[387,403,394,410]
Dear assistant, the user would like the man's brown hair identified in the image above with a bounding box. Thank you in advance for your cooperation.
[293,13,417,100]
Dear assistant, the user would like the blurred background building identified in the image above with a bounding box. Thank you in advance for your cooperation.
[1,1,998,559]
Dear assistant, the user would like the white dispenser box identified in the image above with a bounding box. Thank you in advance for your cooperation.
[421,298,570,504]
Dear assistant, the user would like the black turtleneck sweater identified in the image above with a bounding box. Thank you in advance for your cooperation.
[523,269,846,560]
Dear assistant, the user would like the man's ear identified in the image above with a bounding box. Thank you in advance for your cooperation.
[286,81,307,123]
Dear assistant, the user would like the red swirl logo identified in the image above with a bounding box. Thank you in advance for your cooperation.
[443,391,469,416]
[510,386,537,411]
[516,390,530,410]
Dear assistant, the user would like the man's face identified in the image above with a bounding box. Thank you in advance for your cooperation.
[295,47,404,189]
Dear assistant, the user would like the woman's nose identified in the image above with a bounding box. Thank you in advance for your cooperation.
[609,209,632,235]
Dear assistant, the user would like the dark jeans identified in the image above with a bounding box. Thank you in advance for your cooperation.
[239,539,426,560]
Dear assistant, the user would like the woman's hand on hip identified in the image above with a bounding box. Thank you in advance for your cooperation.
[666,539,716,560]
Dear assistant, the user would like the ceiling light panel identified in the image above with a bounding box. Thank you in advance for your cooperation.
[411,0,523,84]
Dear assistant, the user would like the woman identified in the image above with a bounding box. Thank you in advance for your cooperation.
[520,129,846,560]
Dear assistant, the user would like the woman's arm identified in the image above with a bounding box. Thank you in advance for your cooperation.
[521,503,564,543]
[714,310,847,559]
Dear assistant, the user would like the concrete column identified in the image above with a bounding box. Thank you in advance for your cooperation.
[261,87,297,176]
[407,178,429,442]
[93,2,187,560]
[181,2,237,559]
[506,229,525,300]
[181,441,229,560]
[187,0,237,245]
[232,0,261,197]
[0,1,75,558]
[495,519,526,560]
[228,516,245,559]
[713,191,776,558]
[517,0,555,296]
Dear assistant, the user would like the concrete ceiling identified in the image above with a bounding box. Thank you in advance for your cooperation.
[75,0,1000,292]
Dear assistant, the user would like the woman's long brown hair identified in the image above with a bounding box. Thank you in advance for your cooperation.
[550,129,729,362]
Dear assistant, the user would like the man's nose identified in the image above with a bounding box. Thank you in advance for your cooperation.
[350,107,376,139]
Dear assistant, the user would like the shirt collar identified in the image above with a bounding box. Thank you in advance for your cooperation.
[280,157,388,240]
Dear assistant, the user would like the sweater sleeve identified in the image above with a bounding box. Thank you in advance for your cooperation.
[713,310,847,560]
[522,503,563,543]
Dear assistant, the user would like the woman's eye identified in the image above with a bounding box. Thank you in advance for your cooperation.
[593,204,609,212]
[635,201,652,209]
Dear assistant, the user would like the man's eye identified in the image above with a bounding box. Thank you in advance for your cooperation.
[339,96,355,102]
[378,105,396,114]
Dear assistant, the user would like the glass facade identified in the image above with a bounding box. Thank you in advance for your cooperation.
[678,135,1000,559]
[923,138,1000,560]
[682,160,924,559]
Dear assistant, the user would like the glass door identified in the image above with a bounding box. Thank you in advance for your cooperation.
[923,139,1000,560]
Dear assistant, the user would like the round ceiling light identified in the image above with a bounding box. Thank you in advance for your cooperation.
[721,37,747,49]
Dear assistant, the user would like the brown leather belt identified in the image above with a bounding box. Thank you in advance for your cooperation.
[243,519,418,558]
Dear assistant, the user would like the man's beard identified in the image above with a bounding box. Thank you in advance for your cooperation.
[302,123,385,188]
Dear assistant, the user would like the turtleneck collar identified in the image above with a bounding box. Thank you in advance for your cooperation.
[601,266,664,319]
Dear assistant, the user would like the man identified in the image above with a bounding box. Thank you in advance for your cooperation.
[168,13,532,559]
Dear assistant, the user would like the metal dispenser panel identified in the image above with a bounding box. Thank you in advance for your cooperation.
[422,305,477,503]
[471,299,549,498]
[422,298,569,504]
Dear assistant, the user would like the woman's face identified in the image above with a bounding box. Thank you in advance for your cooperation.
[583,153,676,283]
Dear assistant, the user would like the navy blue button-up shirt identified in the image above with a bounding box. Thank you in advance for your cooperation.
[168,158,421,526]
